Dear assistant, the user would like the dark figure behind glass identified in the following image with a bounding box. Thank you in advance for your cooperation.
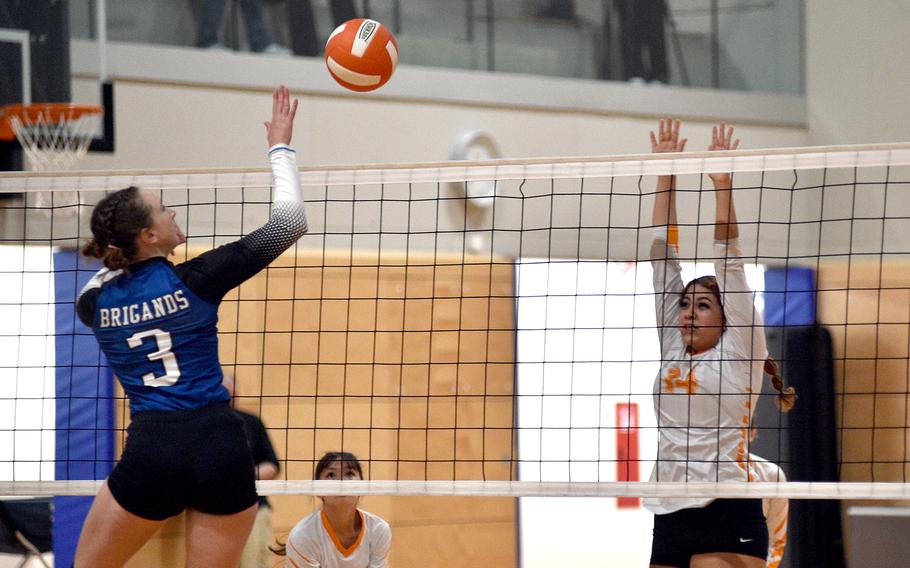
[287,0,358,56]
[616,0,668,83]
[536,1,667,83]
[197,0,278,52]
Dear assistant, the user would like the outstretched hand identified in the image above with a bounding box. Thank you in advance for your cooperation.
[708,122,740,152]
[649,118,687,154]
[707,122,740,185]
[650,118,683,227]
[265,85,299,147]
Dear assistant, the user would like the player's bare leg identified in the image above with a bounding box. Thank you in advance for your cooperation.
[184,503,258,568]
[74,481,166,568]
[691,552,765,568]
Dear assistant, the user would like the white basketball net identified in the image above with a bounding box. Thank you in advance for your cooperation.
[10,108,101,171]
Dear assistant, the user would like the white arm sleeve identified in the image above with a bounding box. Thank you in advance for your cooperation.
[714,239,766,401]
[650,227,685,352]
[714,239,765,358]
[270,144,305,206]
[238,145,309,263]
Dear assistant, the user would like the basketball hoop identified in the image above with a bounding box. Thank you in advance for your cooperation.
[0,103,103,171]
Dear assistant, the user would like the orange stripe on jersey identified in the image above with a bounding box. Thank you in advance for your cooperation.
[735,394,755,480]
[769,540,787,567]
[322,510,365,557]
[668,225,679,248]
[774,517,787,534]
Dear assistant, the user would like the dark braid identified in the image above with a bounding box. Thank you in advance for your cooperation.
[764,357,797,412]
[82,187,151,270]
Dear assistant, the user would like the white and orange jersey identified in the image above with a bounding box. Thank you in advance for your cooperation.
[750,454,789,568]
[285,509,391,568]
[645,227,766,515]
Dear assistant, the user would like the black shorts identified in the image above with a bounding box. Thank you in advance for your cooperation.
[107,401,258,521]
[650,498,768,567]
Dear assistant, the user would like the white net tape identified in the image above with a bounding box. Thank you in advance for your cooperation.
[10,108,101,172]
[1,480,909,499]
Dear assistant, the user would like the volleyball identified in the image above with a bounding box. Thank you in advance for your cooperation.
[324,19,398,92]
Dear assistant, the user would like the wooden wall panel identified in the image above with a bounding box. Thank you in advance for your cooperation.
[817,259,910,485]
[122,247,517,567]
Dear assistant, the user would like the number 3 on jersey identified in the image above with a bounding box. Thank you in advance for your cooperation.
[126,328,182,387]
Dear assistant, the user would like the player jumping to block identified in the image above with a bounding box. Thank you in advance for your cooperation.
[646,119,796,568]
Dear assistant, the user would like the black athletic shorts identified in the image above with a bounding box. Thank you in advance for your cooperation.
[650,498,768,567]
[107,401,258,521]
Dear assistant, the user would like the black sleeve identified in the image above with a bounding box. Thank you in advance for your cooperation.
[240,412,280,469]
[253,419,280,469]
[175,240,271,305]
[175,202,306,304]
[76,288,99,328]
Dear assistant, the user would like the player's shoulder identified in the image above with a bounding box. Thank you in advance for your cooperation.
[362,509,391,534]
[289,511,323,541]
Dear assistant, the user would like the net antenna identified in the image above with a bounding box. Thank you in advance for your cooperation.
[0,104,103,172]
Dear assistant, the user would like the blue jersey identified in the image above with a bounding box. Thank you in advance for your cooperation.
[77,146,308,415]
[90,258,227,412]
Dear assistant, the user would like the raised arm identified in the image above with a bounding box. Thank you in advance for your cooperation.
[649,119,687,348]
[707,124,765,380]
[708,122,740,242]
[176,86,309,303]
[650,118,687,229]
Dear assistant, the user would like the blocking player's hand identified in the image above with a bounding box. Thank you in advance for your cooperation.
[650,118,687,154]
[707,122,740,186]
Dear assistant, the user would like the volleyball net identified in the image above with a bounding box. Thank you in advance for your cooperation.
[2,143,910,501]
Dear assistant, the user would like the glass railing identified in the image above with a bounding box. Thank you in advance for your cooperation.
[68,0,804,94]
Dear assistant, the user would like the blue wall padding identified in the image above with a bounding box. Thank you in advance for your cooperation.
[763,266,816,326]
[53,251,114,568]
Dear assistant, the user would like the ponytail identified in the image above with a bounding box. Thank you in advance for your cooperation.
[764,357,796,412]
[269,537,288,557]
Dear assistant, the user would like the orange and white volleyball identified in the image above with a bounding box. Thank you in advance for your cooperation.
[325,19,398,92]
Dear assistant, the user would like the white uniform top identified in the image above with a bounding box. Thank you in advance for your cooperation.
[750,454,789,568]
[645,227,766,514]
[285,509,391,568]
